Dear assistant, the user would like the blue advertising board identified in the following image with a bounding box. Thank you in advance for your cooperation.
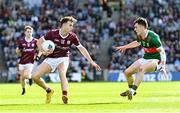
[108,70,180,82]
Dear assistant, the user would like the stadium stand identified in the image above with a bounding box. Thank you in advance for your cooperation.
[108,0,180,72]
[0,0,179,82]
[0,0,105,82]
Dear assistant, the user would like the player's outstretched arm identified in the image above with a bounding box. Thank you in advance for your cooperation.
[157,46,168,77]
[77,44,101,71]
[114,41,140,53]
[157,46,166,65]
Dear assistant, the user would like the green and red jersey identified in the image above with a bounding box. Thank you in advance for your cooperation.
[136,30,162,60]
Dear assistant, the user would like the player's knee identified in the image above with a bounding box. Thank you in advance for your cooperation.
[139,67,145,73]
[124,69,131,76]
[20,74,25,79]
[32,74,39,81]
[20,73,27,79]
[23,74,29,78]
[32,75,36,80]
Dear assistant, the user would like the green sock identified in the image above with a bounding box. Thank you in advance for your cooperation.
[132,85,138,90]
[128,85,133,88]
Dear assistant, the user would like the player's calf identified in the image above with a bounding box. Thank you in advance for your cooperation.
[29,78,33,86]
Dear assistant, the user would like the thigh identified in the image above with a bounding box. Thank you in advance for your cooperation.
[140,59,159,73]
[24,64,34,76]
[19,64,25,71]
[57,58,69,75]
[43,58,62,72]
[125,59,142,74]
[19,70,24,76]
[18,64,25,76]
[32,62,52,78]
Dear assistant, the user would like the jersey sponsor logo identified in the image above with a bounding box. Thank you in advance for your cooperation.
[23,48,34,52]
[56,46,69,50]
[143,47,159,53]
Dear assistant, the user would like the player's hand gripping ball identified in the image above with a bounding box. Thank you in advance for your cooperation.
[41,40,55,55]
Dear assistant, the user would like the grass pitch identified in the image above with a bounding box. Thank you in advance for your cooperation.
[0,82,180,113]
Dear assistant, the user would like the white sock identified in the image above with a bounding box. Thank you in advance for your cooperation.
[129,88,135,95]
[28,74,32,79]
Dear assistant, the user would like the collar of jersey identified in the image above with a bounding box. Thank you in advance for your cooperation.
[25,37,33,42]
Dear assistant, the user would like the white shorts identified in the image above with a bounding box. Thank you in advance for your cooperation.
[137,58,160,71]
[18,63,34,75]
[43,57,69,72]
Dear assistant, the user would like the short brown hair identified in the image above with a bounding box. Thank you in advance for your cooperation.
[60,16,77,27]
[24,25,33,31]
[134,17,148,28]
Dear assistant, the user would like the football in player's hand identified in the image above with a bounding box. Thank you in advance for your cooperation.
[42,40,55,52]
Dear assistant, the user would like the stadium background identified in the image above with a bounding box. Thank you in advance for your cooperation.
[0,0,180,83]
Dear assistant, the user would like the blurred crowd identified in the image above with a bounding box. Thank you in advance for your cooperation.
[108,0,180,71]
[0,0,110,81]
[0,0,180,82]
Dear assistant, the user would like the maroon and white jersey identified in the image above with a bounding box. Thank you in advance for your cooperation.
[44,29,80,58]
[17,38,37,64]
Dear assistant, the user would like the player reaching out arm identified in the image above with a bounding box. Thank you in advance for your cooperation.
[32,16,101,104]
[115,17,167,100]
[115,41,140,52]
[76,44,101,69]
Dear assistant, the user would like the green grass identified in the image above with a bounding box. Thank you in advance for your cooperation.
[0,82,180,113]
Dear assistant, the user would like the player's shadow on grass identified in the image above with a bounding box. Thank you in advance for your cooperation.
[0,102,128,106]
[0,104,42,106]
[69,102,126,105]
[54,101,130,105]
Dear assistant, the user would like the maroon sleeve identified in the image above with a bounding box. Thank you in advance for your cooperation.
[44,30,52,40]
[72,34,80,46]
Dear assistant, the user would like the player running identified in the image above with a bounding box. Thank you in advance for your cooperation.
[16,26,41,95]
[115,17,167,100]
[32,16,101,104]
